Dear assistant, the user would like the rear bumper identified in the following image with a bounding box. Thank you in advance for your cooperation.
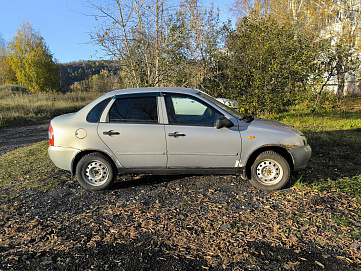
[48,146,79,171]
[289,144,312,171]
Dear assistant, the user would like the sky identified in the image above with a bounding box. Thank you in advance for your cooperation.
[0,0,235,64]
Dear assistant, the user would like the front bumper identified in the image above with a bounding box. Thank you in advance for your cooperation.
[288,144,312,171]
[48,146,79,172]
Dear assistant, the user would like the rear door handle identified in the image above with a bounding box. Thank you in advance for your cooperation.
[103,130,120,136]
[168,132,186,137]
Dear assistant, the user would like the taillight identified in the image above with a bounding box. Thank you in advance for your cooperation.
[49,125,54,146]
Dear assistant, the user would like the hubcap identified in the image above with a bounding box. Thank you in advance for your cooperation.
[255,159,283,185]
[82,160,109,186]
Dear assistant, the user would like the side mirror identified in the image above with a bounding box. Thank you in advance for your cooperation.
[216,116,234,129]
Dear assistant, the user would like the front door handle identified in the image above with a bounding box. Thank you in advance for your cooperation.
[168,132,186,137]
[103,130,120,136]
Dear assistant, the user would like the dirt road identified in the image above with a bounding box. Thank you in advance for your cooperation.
[0,120,50,157]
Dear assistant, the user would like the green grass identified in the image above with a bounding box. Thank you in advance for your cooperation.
[266,97,361,203]
[1,93,361,269]
[267,107,361,133]
[0,141,68,201]
[0,85,104,128]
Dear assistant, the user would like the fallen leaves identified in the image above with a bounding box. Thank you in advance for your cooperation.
[1,180,361,269]
[315,260,325,268]
[283,261,300,270]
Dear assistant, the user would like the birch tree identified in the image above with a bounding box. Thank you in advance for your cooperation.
[7,22,60,92]
[0,35,6,85]
[319,0,360,99]
[89,0,221,88]
[0,35,15,85]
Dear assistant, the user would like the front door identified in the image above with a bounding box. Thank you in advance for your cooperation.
[163,93,241,168]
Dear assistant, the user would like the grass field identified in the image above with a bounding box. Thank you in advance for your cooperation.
[0,85,104,128]
[266,99,361,204]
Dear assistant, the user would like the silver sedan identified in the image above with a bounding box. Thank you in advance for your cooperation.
[48,87,311,191]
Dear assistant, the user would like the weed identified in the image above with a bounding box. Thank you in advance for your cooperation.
[0,92,361,252]
[333,213,352,227]
[314,176,361,204]
[293,175,307,190]
[0,86,105,128]
[268,102,361,203]
[351,231,361,240]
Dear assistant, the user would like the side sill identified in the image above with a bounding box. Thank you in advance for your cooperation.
[117,167,245,176]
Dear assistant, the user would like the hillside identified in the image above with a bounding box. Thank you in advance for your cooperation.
[58,60,122,91]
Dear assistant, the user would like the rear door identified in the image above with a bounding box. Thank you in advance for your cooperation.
[163,93,241,168]
[98,93,167,168]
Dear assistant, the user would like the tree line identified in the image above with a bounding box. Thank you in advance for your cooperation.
[88,0,360,113]
[0,24,122,94]
[1,0,360,114]
[59,60,122,92]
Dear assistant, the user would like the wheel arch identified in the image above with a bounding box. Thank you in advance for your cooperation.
[245,146,294,180]
[71,149,118,175]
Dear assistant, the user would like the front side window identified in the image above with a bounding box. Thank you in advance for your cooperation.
[109,96,158,123]
[164,94,222,126]
[197,92,246,120]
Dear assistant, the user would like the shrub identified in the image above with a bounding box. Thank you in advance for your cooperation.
[212,14,320,114]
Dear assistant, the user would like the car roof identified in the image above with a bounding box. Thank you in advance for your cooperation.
[111,87,199,96]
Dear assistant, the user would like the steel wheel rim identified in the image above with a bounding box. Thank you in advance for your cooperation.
[82,160,109,186]
[255,159,283,185]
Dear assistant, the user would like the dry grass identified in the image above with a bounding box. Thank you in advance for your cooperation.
[0,85,104,128]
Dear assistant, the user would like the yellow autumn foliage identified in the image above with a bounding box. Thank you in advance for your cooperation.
[6,22,60,92]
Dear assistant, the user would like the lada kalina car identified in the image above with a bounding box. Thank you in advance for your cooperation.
[48,87,311,191]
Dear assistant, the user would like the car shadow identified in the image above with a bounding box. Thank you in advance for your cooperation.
[111,174,195,190]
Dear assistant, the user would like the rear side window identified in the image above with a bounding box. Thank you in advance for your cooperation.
[109,96,158,123]
[87,97,112,123]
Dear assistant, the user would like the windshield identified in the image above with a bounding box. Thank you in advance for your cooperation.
[197,92,246,120]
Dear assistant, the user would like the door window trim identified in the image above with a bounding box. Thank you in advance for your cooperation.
[99,92,162,124]
[161,92,223,127]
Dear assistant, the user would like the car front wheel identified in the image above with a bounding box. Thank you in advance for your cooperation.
[250,151,290,190]
[76,153,116,191]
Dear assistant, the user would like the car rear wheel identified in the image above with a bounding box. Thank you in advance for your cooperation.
[250,151,290,190]
[76,153,116,191]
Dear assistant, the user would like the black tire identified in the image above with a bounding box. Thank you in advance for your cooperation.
[250,151,290,190]
[76,153,116,191]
